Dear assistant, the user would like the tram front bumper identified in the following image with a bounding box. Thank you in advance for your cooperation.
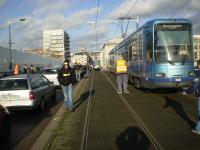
[143,80,192,89]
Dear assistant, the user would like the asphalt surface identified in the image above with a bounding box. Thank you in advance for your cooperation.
[0,88,64,150]
[2,71,200,150]
[106,72,200,150]
[46,71,200,150]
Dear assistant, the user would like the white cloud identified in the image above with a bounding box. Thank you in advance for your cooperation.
[108,0,200,33]
[14,6,102,50]
[190,0,200,10]
[0,0,6,7]
[65,7,101,28]
[70,23,110,51]
[8,0,200,51]
[32,0,71,16]
[108,0,187,19]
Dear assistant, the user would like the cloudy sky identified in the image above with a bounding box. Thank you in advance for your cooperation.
[0,0,200,52]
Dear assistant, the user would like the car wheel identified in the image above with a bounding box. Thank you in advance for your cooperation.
[1,116,11,140]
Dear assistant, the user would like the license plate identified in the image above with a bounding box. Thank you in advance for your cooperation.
[175,78,181,82]
[1,94,19,101]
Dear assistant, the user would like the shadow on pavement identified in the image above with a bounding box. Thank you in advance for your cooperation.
[163,96,196,129]
[73,89,95,111]
[116,126,150,150]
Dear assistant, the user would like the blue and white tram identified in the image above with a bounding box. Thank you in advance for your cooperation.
[109,19,194,89]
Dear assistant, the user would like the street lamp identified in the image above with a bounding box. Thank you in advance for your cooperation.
[8,18,26,70]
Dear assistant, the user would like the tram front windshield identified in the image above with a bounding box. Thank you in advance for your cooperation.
[154,23,193,63]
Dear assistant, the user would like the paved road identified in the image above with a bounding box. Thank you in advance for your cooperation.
[0,89,64,150]
[46,71,200,150]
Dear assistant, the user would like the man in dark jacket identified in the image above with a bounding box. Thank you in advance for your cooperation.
[183,59,200,134]
[23,64,29,74]
[58,61,76,111]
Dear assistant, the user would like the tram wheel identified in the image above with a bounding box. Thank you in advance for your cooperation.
[128,75,134,84]
[133,78,141,89]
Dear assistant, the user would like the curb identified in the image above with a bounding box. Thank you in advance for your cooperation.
[30,79,84,150]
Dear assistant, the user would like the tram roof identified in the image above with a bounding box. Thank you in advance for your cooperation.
[110,18,192,53]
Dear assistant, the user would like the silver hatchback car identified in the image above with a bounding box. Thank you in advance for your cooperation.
[42,67,60,87]
[0,74,56,111]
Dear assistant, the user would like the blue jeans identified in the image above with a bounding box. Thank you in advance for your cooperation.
[61,84,73,110]
[117,74,128,92]
[195,97,200,132]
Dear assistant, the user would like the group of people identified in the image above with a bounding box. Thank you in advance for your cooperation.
[23,64,35,74]
[9,64,35,75]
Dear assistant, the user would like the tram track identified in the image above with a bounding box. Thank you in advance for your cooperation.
[149,92,197,121]
[102,71,165,150]
[80,73,157,150]
[80,73,94,150]
[104,71,200,150]
[45,71,200,150]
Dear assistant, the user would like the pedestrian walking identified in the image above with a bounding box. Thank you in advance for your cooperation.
[23,64,29,74]
[58,61,76,111]
[29,65,35,74]
[74,63,81,81]
[116,55,129,94]
[182,59,200,134]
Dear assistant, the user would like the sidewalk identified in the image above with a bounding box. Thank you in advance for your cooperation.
[30,76,91,150]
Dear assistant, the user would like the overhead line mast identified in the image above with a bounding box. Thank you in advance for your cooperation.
[87,17,139,39]
[87,0,141,42]
[95,0,100,52]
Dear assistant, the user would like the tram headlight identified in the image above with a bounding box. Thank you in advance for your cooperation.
[188,71,194,77]
[155,73,165,78]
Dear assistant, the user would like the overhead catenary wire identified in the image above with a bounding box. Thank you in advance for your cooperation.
[122,0,142,37]
[95,0,100,52]
[112,22,121,38]
[95,0,100,28]
[124,0,141,19]
[110,0,142,39]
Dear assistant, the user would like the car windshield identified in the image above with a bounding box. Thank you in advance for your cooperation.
[0,79,28,91]
[154,23,193,63]
[43,69,58,74]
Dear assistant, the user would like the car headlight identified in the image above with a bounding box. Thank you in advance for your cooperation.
[155,73,165,78]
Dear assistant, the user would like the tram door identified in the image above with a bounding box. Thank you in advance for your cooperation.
[145,32,153,76]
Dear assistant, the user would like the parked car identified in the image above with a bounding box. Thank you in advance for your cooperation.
[0,74,56,111]
[94,65,100,71]
[0,104,11,139]
[42,66,60,87]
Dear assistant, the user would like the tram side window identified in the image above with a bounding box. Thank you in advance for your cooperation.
[146,33,152,63]
[125,46,128,61]
[132,38,137,61]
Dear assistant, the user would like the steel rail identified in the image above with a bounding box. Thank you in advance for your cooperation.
[102,72,165,150]
[80,73,94,150]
